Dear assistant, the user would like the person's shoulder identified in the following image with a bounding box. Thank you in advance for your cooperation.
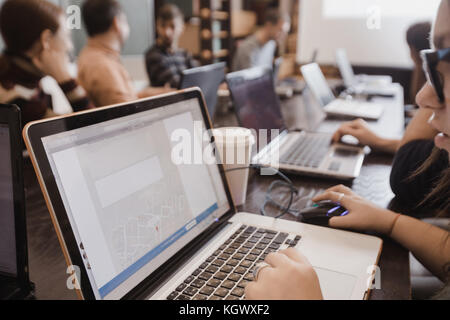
[392,139,448,183]
[239,34,259,49]
[78,45,96,60]
[78,53,124,87]
[146,44,165,61]
[78,46,110,70]
[397,139,435,157]
[145,44,159,54]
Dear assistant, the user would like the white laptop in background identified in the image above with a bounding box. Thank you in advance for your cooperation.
[301,63,385,120]
[336,49,395,96]
[23,89,382,300]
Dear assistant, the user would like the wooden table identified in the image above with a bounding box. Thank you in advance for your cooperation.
[24,86,411,300]
[215,86,411,300]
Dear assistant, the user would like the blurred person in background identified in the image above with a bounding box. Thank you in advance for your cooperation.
[0,0,92,126]
[145,3,199,89]
[78,0,172,108]
[232,8,290,71]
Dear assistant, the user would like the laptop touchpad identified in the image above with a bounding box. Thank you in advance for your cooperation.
[314,267,357,300]
[334,148,359,157]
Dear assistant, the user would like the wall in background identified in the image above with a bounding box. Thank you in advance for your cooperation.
[297,0,440,68]
[164,0,193,18]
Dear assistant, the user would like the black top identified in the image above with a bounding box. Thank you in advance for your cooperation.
[390,139,449,216]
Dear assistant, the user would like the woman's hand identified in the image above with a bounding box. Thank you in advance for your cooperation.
[32,44,72,84]
[312,185,399,234]
[245,248,323,300]
[332,119,399,153]
[332,119,379,145]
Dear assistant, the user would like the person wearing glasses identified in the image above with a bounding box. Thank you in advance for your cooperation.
[331,32,445,216]
[245,0,450,300]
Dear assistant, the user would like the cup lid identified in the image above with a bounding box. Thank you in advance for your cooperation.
[213,127,255,146]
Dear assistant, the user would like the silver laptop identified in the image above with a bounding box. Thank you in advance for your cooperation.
[301,63,385,120]
[273,50,318,96]
[226,67,365,180]
[336,49,395,96]
[23,89,382,300]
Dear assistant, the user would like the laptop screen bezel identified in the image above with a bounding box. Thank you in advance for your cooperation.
[300,63,336,107]
[23,89,237,300]
[0,104,30,290]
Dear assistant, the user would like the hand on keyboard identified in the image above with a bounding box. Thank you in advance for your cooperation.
[245,248,323,300]
[167,226,302,300]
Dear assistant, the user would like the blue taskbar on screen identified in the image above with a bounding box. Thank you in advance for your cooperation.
[98,203,219,298]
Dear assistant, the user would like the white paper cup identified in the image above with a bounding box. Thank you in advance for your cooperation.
[213,127,255,206]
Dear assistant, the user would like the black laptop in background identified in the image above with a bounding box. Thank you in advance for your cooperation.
[179,62,226,121]
[0,104,33,300]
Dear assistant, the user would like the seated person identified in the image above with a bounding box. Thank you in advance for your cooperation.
[331,22,443,213]
[145,4,199,88]
[0,0,92,126]
[78,0,171,108]
[245,0,450,300]
[232,8,290,71]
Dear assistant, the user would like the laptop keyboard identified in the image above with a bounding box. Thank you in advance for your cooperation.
[280,134,331,168]
[166,225,301,300]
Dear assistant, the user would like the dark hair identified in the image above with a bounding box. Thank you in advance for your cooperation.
[406,22,432,52]
[157,3,184,23]
[82,0,122,37]
[412,148,450,216]
[0,0,62,54]
[264,8,290,26]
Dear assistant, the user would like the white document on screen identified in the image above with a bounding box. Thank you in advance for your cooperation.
[50,111,217,290]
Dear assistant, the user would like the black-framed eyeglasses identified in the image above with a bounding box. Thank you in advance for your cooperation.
[421,47,450,103]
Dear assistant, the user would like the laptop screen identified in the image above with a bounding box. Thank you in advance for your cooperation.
[0,124,17,277]
[336,49,356,87]
[180,63,225,119]
[301,63,336,107]
[227,68,286,143]
[40,97,230,300]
